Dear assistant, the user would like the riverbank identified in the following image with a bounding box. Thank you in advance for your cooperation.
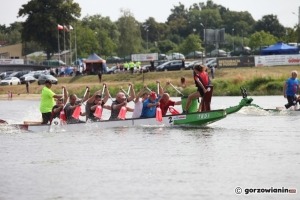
[1,65,300,99]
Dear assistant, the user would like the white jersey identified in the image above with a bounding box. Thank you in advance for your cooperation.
[132,100,143,118]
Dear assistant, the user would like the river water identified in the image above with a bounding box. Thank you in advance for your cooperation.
[0,96,299,200]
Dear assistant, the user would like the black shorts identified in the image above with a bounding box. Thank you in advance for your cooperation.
[42,112,52,124]
[197,87,205,97]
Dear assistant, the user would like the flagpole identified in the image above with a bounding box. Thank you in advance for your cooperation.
[58,27,60,62]
[75,25,78,68]
[63,25,66,64]
[70,27,72,65]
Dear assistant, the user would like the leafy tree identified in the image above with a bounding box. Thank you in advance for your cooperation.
[199,9,222,29]
[167,3,190,37]
[178,34,203,54]
[141,18,170,46]
[75,23,99,58]
[81,15,119,56]
[248,31,278,50]
[18,0,81,60]
[254,15,285,38]
[116,9,142,56]
[223,11,255,37]
[157,40,178,53]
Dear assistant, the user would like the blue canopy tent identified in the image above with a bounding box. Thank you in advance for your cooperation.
[260,42,298,55]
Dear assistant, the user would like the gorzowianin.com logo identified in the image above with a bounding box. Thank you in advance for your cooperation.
[235,187,297,195]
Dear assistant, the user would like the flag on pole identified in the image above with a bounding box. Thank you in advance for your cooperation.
[57,24,63,30]
[64,25,69,32]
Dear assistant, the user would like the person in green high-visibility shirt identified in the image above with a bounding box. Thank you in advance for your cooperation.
[124,62,129,72]
[40,80,63,124]
[129,61,135,74]
[136,61,141,73]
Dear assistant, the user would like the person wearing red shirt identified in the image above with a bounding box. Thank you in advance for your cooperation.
[183,64,210,113]
[159,93,181,116]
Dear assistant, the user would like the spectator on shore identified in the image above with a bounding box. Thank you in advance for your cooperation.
[283,70,299,109]
[26,81,30,94]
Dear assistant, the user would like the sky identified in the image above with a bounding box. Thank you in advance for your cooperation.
[2,0,300,28]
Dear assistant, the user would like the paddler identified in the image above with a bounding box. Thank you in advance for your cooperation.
[109,83,135,120]
[64,87,90,123]
[85,83,111,122]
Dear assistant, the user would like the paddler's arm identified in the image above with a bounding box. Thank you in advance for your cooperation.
[127,83,135,102]
[102,83,110,104]
[126,107,134,112]
[158,81,164,96]
[87,88,103,104]
[134,87,146,103]
[283,82,287,98]
[53,94,63,99]
[112,101,127,110]
[103,104,111,110]
[146,101,159,108]
[53,105,63,114]
[195,77,207,93]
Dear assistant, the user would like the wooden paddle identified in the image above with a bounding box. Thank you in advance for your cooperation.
[169,82,184,96]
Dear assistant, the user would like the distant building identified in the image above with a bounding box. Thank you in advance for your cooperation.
[0,43,23,59]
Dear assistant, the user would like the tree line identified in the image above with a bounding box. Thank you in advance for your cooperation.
[0,0,299,61]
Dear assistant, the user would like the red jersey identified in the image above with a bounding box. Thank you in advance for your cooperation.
[194,71,209,87]
[159,99,175,116]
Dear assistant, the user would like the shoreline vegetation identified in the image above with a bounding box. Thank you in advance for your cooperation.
[1,65,300,100]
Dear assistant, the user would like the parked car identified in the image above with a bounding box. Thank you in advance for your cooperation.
[205,58,217,68]
[230,46,252,56]
[19,74,37,84]
[106,66,118,74]
[167,53,185,60]
[184,60,201,70]
[185,51,204,59]
[9,71,30,79]
[158,54,167,60]
[0,77,21,85]
[37,75,58,85]
[156,60,185,71]
[106,56,121,64]
[0,71,14,80]
[209,49,227,57]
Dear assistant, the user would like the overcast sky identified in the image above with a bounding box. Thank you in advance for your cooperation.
[2,0,300,28]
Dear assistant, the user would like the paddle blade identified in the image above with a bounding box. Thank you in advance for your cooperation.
[169,106,180,115]
[118,106,127,120]
[94,105,103,119]
[72,106,81,119]
[60,110,66,121]
[156,107,163,122]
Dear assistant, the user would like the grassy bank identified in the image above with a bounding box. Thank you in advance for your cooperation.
[1,65,300,98]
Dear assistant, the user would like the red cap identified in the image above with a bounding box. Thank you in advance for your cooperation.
[149,92,157,99]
